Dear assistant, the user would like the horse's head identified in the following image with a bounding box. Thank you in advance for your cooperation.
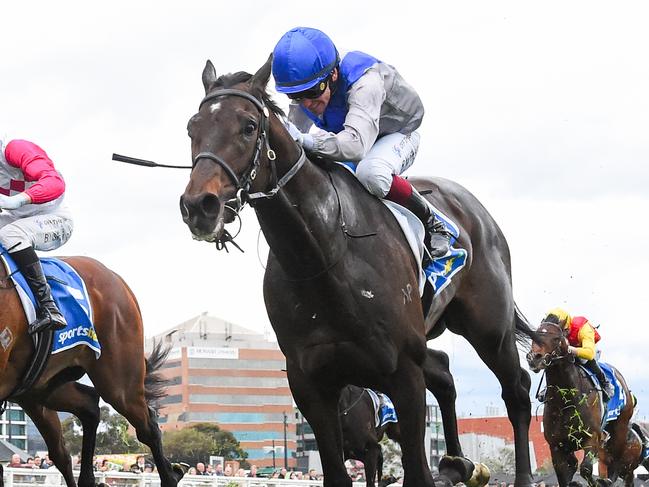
[526,321,570,372]
[180,55,286,244]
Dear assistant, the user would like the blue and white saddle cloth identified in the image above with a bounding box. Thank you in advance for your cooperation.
[365,389,398,428]
[579,361,625,425]
[0,249,101,358]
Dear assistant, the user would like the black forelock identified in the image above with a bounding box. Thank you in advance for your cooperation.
[213,71,284,117]
[544,314,561,325]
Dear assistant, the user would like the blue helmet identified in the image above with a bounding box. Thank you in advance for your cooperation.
[272,27,340,94]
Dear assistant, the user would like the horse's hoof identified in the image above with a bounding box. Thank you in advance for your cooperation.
[432,476,454,487]
[439,456,475,484]
[171,462,189,480]
[466,463,490,487]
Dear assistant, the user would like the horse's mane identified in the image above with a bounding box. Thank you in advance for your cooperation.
[213,71,285,118]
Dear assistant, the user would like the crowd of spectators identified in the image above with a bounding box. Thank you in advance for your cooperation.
[6,453,54,469]
[6,454,325,481]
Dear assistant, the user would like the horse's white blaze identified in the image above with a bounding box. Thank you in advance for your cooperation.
[209,102,222,113]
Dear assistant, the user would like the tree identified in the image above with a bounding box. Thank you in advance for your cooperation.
[162,423,248,466]
[95,406,142,454]
[60,406,142,456]
[380,436,403,477]
[482,446,516,474]
[61,416,83,455]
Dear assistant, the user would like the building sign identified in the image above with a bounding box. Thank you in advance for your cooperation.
[187,346,239,359]
[167,348,182,360]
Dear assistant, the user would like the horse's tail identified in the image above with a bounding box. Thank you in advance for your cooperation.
[144,341,171,412]
[514,303,536,348]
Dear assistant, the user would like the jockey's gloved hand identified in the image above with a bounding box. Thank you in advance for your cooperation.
[567,346,578,355]
[283,120,315,150]
[0,192,31,210]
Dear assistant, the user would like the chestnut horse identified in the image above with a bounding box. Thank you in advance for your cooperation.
[527,321,637,487]
[180,56,535,487]
[0,255,184,487]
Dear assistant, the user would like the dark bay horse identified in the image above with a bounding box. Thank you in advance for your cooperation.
[339,385,401,486]
[0,256,185,487]
[180,56,535,487]
[526,321,636,487]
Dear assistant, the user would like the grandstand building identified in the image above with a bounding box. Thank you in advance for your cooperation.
[145,313,295,467]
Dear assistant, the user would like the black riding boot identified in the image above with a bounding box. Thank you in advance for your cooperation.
[10,247,67,335]
[585,359,614,401]
[402,189,451,260]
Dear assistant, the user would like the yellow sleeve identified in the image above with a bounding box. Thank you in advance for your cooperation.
[575,323,596,360]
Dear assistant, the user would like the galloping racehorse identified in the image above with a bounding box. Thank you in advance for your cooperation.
[180,56,536,487]
[339,385,401,487]
[527,321,637,487]
[0,256,185,487]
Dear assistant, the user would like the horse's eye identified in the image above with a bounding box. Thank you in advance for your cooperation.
[244,121,257,136]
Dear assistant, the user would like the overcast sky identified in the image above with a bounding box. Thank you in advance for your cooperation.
[2,1,648,419]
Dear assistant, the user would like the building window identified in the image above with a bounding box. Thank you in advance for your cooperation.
[5,409,25,422]
[159,394,183,405]
[189,394,292,406]
[188,358,286,370]
[188,376,288,387]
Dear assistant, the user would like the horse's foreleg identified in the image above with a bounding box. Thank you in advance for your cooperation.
[377,445,385,486]
[550,446,578,487]
[18,400,76,487]
[385,355,435,487]
[579,446,598,487]
[287,363,350,487]
[42,382,101,487]
[422,348,463,457]
[363,442,381,487]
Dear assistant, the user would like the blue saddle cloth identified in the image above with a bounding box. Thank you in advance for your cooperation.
[366,389,398,427]
[421,213,467,295]
[579,361,625,425]
[0,249,100,357]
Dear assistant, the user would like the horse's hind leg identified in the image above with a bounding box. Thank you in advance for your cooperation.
[422,348,463,457]
[41,382,101,487]
[449,300,533,487]
[18,400,76,487]
[90,370,181,487]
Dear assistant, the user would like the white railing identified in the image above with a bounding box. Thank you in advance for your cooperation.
[3,468,368,487]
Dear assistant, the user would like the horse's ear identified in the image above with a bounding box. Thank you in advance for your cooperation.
[250,53,273,94]
[202,60,218,94]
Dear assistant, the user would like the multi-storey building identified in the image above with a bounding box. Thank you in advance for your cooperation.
[1,404,27,452]
[145,313,295,467]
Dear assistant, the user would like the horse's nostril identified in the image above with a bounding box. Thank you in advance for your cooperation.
[199,193,221,217]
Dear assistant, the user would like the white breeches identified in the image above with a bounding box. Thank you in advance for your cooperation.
[355,131,421,198]
[0,208,73,252]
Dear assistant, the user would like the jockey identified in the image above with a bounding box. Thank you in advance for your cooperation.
[545,307,615,401]
[272,27,451,260]
[0,137,73,335]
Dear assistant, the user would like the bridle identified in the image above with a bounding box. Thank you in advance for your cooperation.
[527,322,573,368]
[193,88,306,205]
